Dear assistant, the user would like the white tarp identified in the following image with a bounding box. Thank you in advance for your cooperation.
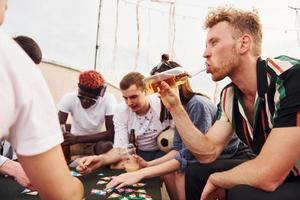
[3,0,300,99]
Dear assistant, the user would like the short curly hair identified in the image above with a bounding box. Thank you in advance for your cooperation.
[78,70,105,96]
[204,6,262,56]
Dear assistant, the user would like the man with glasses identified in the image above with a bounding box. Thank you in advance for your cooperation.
[76,72,171,174]
[58,70,117,163]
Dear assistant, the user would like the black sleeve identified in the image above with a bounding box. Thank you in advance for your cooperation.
[273,64,300,127]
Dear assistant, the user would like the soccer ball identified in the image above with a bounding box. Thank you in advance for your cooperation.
[157,127,175,153]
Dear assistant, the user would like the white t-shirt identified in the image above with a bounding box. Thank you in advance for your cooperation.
[0,30,63,156]
[57,91,117,136]
[113,94,170,151]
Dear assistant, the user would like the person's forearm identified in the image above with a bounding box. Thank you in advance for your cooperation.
[0,159,14,176]
[210,158,285,192]
[148,150,178,166]
[18,145,84,200]
[0,155,9,172]
[142,159,180,179]
[76,131,113,143]
[211,128,300,192]
[169,106,216,162]
[102,148,122,166]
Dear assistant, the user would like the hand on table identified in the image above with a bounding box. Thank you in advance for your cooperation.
[76,155,103,175]
[0,160,34,190]
[106,171,144,189]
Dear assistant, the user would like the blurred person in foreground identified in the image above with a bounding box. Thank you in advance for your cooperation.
[156,6,300,200]
[0,1,83,199]
[0,35,42,190]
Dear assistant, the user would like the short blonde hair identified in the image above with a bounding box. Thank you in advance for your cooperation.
[204,6,262,56]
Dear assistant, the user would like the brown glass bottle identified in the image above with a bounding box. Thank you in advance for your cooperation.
[60,124,71,164]
[129,129,137,148]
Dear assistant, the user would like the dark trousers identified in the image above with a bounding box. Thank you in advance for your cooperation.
[137,149,165,161]
[185,159,247,200]
[185,159,300,200]
[228,179,300,200]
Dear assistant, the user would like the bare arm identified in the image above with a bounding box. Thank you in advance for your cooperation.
[101,148,122,165]
[106,159,180,189]
[77,147,122,174]
[142,159,180,179]
[58,111,68,125]
[147,150,178,167]
[171,106,233,163]
[59,111,114,143]
[0,159,33,189]
[159,82,233,163]
[202,126,300,199]
[18,145,83,200]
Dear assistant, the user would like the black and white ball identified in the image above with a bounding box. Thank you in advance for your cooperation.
[157,127,175,153]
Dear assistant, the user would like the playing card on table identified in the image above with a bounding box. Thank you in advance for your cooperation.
[119,197,129,200]
[96,180,107,185]
[124,188,134,193]
[70,170,82,177]
[101,176,111,181]
[106,188,113,193]
[132,183,146,187]
[108,192,120,198]
[128,194,137,198]
[21,189,31,194]
[136,189,146,193]
[139,194,152,198]
[91,189,106,196]
[21,189,38,195]
[117,188,125,193]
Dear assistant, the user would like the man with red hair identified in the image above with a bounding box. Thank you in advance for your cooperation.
[58,70,117,162]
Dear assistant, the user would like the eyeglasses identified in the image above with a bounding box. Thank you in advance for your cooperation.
[77,95,98,104]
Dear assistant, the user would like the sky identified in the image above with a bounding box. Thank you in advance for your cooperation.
[2,0,300,100]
